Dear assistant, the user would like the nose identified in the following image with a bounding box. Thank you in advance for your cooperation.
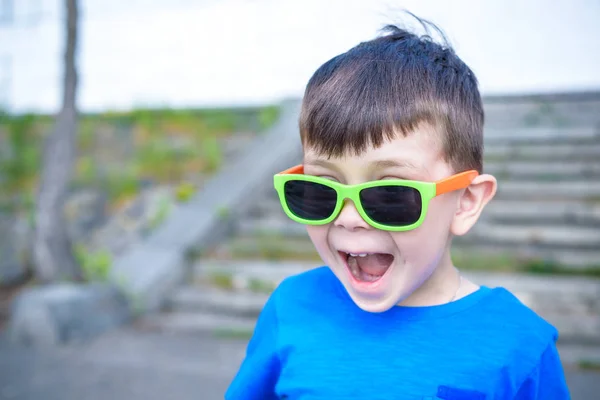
[333,199,371,231]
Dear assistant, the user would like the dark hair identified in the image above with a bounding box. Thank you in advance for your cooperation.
[299,14,484,173]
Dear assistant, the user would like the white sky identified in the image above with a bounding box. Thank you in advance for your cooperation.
[1,0,600,112]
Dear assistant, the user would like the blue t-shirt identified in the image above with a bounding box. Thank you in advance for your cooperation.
[225,266,570,399]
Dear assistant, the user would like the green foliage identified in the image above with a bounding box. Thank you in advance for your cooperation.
[247,277,276,294]
[208,271,235,290]
[200,135,222,173]
[0,104,280,212]
[104,168,139,205]
[258,106,280,130]
[200,109,237,134]
[212,327,254,340]
[149,196,171,229]
[75,245,112,281]
[0,114,40,208]
[76,156,97,184]
[216,206,230,219]
[452,250,600,277]
[578,360,600,371]
[175,182,196,202]
[522,258,600,277]
[78,118,95,151]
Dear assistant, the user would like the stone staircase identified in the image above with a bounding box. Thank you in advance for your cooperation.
[137,93,600,364]
[453,130,600,268]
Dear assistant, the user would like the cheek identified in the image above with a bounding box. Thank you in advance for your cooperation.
[392,196,455,260]
[426,194,458,228]
[306,225,332,259]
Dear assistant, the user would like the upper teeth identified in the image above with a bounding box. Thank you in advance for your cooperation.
[349,253,368,257]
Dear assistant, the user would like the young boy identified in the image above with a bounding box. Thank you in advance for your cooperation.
[226,18,570,400]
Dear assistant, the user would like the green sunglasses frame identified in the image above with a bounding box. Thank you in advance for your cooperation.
[273,164,479,232]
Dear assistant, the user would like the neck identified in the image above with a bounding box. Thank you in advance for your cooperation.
[398,249,460,307]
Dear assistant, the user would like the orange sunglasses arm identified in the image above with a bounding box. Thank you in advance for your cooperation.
[279,164,304,175]
[435,170,479,195]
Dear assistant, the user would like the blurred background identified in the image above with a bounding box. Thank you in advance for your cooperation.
[0,0,599,399]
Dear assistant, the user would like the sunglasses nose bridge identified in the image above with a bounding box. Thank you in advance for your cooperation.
[335,186,362,213]
[337,196,362,216]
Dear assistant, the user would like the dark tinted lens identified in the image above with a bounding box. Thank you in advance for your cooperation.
[359,185,422,226]
[284,180,337,220]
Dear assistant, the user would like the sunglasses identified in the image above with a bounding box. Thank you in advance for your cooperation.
[273,165,478,231]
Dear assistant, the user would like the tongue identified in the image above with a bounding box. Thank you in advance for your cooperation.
[356,253,394,276]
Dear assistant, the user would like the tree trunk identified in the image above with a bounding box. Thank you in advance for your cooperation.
[32,0,81,283]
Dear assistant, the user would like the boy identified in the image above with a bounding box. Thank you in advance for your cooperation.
[226,18,570,400]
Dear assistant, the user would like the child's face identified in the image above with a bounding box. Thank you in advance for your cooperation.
[303,126,464,312]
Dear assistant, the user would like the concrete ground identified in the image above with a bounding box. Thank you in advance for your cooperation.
[0,327,598,400]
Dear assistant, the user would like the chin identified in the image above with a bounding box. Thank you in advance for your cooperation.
[329,265,404,313]
[348,292,401,313]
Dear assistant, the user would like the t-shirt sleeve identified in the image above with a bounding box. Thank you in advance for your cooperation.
[514,341,570,399]
[225,290,281,400]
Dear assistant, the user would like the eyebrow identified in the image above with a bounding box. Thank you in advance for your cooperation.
[304,158,418,170]
[370,159,418,170]
[303,159,339,170]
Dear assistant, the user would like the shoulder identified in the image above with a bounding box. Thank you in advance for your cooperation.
[250,267,336,336]
[480,286,558,341]
[275,265,338,296]
[267,266,341,315]
[469,286,561,383]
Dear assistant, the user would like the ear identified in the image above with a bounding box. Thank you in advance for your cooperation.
[451,173,497,236]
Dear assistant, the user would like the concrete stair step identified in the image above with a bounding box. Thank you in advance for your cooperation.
[236,216,600,251]
[495,181,600,201]
[484,200,600,227]
[466,224,600,250]
[538,314,600,345]
[253,180,600,206]
[557,343,600,367]
[166,285,269,318]
[139,308,600,345]
[244,201,600,234]
[190,259,600,314]
[136,311,256,336]
[206,235,320,262]
[483,95,600,126]
[453,243,600,268]
[246,197,288,218]
[192,259,316,284]
[163,291,600,341]
[483,127,600,145]
[465,272,600,296]
[160,268,600,343]
[484,143,600,162]
[236,217,309,238]
[248,169,600,215]
[484,161,600,180]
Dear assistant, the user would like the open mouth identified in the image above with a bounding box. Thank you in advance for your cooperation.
[339,251,395,284]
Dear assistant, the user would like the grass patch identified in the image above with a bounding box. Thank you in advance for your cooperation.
[148,196,172,229]
[577,360,600,371]
[0,105,281,212]
[74,245,112,282]
[523,259,600,277]
[224,237,322,262]
[175,182,196,202]
[452,249,600,277]
[212,327,254,340]
[191,236,317,267]
[452,250,517,272]
[207,271,235,290]
[247,278,276,294]
[227,246,322,263]
[584,196,600,205]
[534,173,567,182]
